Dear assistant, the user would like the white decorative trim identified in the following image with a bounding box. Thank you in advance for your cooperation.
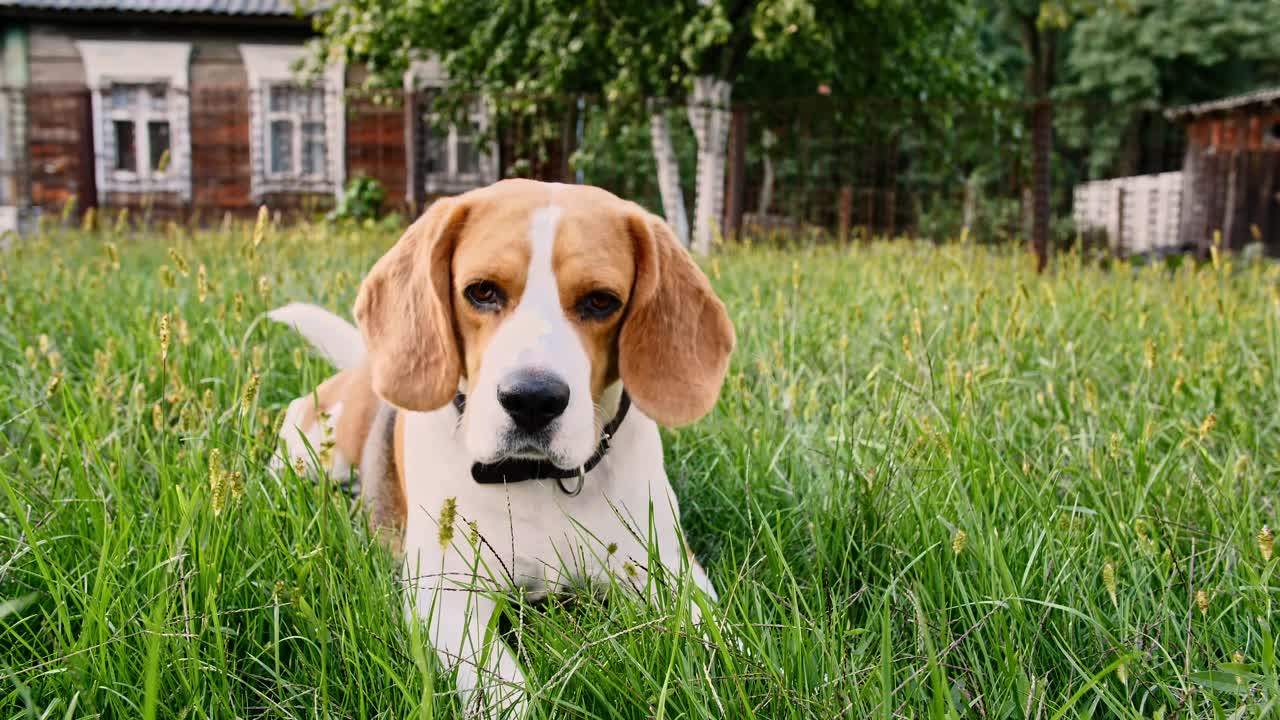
[405,59,447,89]
[76,41,193,203]
[239,44,345,201]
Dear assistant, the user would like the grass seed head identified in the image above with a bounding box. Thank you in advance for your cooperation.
[1103,561,1117,607]
[1259,526,1274,562]
[1135,518,1150,544]
[60,194,78,224]
[103,241,120,270]
[241,373,260,411]
[438,497,458,548]
[209,449,227,516]
[197,264,208,303]
[157,313,171,361]
[252,205,269,247]
[951,529,967,556]
[1197,413,1216,441]
[167,247,190,277]
[1195,589,1210,615]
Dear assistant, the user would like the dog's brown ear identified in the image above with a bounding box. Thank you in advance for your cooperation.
[353,197,469,411]
[619,212,735,427]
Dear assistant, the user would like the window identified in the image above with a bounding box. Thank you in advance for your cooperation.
[239,44,345,200]
[75,41,192,203]
[106,84,172,179]
[415,88,494,194]
[265,84,329,180]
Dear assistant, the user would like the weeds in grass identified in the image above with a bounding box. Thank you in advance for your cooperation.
[1,218,1279,717]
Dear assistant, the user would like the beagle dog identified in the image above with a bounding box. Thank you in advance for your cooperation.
[268,180,735,716]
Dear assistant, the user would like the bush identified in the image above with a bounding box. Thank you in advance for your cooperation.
[327,175,387,224]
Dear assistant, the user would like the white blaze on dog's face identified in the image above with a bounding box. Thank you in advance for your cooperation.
[456,199,634,467]
[354,179,737,466]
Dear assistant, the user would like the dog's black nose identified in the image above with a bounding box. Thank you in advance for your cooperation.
[498,371,570,432]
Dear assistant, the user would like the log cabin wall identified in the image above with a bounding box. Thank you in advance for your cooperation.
[1177,107,1280,255]
[13,15,406,220]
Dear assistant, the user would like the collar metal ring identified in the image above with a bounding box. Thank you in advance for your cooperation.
[557,468,586,497]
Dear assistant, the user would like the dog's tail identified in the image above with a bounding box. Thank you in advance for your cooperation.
[267,303,365,371]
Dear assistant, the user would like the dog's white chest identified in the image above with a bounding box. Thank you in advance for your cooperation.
[398,407,685,599]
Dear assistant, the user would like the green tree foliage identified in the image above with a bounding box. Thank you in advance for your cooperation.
[1058,0,1279,177]
[308,0,1000,169]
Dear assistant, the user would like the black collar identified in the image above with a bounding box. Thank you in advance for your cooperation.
[453,389,631,490]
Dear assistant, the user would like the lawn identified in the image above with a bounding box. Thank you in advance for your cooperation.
[2,216,1279,718]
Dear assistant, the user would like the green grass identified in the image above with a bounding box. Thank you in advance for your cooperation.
[2,217,1279,718]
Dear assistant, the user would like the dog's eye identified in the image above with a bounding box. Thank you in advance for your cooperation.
[464,281,505,311]
[577,291,621,320]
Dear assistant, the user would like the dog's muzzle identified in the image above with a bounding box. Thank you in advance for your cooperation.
[452,390,631,493]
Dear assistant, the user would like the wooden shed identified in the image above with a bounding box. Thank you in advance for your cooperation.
[1167,88,1280,255]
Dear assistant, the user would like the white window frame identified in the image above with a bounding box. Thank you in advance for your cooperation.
[406,59,498,197]
[263,82,330,182]
[103,82,174,183]
[76,41,192,202]
[239,44,344,201]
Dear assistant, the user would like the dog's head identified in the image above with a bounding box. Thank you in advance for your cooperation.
[354,179,735,469]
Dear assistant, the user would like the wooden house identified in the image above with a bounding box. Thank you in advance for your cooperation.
[1166,88,1280,254]
[0,0,501,225]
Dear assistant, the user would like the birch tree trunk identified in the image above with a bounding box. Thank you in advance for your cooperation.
[649,105,689,246]
[961,169,980,237]
[687,75,733,255]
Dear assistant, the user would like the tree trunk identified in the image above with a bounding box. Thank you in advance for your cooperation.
[962,169,980,236]
[1030,99,1052,273]
[649,105,689,245]
[688,75,733,255]
[722,105,747,242]
[1018,14,1055,273]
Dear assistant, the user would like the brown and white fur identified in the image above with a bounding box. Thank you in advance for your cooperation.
[268,179,735,717]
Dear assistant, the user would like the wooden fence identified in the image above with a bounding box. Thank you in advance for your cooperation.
[1073,172,1184,256]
